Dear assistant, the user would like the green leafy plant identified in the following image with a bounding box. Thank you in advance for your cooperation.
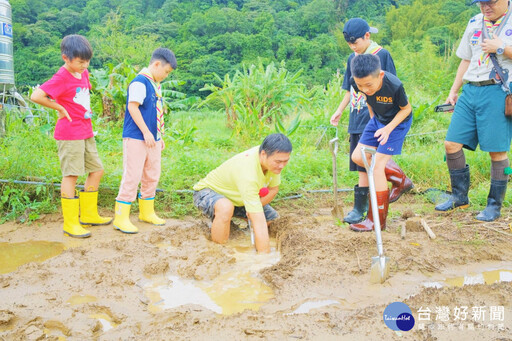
[200,60,309,135]
[90,62,200,120]
[167,121,198,145]
[161,80,201,111]
[274,111,301,136]
[0,185,54,223]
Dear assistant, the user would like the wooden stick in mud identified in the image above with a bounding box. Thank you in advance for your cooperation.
[420,219,436,239]
[355,250,362,272]
[483,224,512,237]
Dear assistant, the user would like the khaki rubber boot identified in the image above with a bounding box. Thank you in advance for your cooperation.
[79,190,113,225]
[62,197,91,238]
[113,201,138,234]
[138,196,165,225]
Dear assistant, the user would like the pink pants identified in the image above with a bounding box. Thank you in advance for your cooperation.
[116,138,162,202]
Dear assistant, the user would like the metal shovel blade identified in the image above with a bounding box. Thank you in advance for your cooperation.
[370,255,390,284]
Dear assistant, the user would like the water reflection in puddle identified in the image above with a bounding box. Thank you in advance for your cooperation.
[42,328,67,341]
[146,236,280,315]
[66,294,98,305]
[0,241,65,274]
[425,269,512,288]
[89,313,117,331]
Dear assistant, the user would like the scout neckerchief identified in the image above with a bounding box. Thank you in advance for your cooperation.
[139,67,164,140]
[479,8,511,67]
[350,41,383,112]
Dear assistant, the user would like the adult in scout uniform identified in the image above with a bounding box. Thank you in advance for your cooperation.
[436,0,512,221]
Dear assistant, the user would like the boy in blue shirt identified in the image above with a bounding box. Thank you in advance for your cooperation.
[348,54,412,232]
[113,48,177,234]
[330,18,413,225]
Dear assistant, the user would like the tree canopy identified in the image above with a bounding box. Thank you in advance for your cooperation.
[11,0,478,95]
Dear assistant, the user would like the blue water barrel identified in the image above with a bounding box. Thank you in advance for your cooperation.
[0,0,14,87]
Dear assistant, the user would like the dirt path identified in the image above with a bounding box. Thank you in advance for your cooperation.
[0,194,511,340]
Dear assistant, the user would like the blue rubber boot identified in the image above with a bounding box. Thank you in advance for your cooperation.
[435,165,470,211]
[476,179,507,222]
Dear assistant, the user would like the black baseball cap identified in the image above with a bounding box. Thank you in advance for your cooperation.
[343,18,378,43]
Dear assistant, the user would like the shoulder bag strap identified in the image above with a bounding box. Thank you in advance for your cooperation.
[482,15,512,93]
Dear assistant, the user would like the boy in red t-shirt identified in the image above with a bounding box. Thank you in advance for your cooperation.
[31,35,112,238]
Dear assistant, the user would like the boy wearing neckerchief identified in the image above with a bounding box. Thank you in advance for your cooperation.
[113,48,177,233]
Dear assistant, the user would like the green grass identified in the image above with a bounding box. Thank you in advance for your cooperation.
[1,105,512,222]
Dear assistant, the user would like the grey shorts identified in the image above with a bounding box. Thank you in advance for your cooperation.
[193,188,279,221]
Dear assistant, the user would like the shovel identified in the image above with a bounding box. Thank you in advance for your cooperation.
[248,220,255,245]
[360,147,390,284]
[329,130,343,221]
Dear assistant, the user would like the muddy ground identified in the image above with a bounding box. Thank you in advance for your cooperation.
[0,192,511,340]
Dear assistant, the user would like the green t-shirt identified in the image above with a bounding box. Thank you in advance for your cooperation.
[193,146,281,213]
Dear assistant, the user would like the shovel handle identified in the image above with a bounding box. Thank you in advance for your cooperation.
[360,147,376,171]
[329,137,339,156]
[248,220,255,245]
[329,137,340,217]
[360,147,385,257]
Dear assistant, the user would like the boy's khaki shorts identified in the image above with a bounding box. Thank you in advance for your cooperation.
[56,137,104,177]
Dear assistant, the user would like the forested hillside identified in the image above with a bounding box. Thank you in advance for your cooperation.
[11,0,477,96]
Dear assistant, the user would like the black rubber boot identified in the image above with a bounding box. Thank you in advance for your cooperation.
[476,179,508,222]
[343,185,369,224]
[435,165,470,211]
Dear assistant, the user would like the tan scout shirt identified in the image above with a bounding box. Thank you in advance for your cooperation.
[457,10,512,82]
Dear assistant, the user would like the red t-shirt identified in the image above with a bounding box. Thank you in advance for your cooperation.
[40,67,94,140]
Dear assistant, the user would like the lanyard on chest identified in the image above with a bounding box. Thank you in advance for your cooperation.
[139,70,165,138]
[480,8,511,66]
[350,47,382,112]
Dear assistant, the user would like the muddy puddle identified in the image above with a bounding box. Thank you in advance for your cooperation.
[272,260,512,317]
[424,264,512,289]
[0,241,66,274]
[1,205,512,340]
[66,294,98,305]
[145,235,280,315]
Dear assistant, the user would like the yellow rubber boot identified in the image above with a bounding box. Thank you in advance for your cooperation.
[79,191,113,225]
[113,201,138,234]
[62,197,91,238]
[138,196,166,225]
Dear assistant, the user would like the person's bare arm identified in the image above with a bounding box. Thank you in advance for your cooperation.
[260,186,278,206]
[247,211,270,253]
[30,88,71,121]
[330,91,350,126]
[446,59,470,105]
[374,102,412,145]
[127,101,156,148]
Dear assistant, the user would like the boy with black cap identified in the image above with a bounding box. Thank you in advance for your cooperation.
[330,18,413,225]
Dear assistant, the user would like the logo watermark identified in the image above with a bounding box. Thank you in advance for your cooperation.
[383,302,415,331]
